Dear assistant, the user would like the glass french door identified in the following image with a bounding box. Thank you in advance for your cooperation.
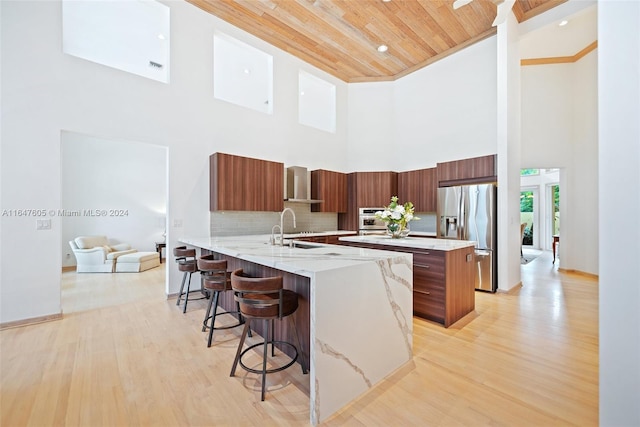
[520,187,539,248]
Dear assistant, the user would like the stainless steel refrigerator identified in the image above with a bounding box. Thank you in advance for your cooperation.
[437,184,497,292]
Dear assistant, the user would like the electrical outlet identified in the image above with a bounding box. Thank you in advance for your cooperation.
[36,219,51,230]
[173,219,183,227]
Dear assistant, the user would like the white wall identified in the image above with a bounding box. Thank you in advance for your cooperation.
[346,82,395,171]
[346,37,498,173]
[393,37,499,170]
[0,0,349,323]
[61,132,167,267]
[520,50,598,275]
[496,11,523,292]
[598,1,640,425]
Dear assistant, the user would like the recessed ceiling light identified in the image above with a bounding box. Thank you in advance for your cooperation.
[377,44,388,53]
[559,20,568,27]
[157,34,165,40]
[243,68,251,74]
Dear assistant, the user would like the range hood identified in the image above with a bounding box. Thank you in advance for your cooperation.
[285,166,323,203]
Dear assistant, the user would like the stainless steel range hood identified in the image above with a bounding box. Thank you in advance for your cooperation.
[285,166,323,203]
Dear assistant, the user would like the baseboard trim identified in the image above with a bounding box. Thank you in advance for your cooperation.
[62,266,76,272]
[0,312,63,330]
[558,268,599,279]
[497,282,523,294]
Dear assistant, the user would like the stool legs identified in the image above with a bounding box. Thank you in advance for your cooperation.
[261,319,270,401]
[202,291,247,347]
[176,271,194,313]
[229,316,307,401]
[176,271,187,306]
[206,291,220,347]
[230,322,252,377]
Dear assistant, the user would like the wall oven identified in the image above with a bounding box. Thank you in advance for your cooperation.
[358,208,386,235]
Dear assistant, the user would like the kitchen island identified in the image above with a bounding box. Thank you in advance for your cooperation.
[339,235,476,327]
[179,235,413,425]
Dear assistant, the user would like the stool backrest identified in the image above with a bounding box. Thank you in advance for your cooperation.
[198,254,227,273]
[231,269,284,318]
[174,246,196,258]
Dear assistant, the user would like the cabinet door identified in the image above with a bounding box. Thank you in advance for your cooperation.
[311,169,347,213]
[355,172,398,207]
[210,153,284,211]
[437,154,496,186]
[398,168,437,212]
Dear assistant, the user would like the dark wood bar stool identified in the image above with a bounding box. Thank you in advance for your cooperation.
[229,269,307,401]
[173,246,202,313]
[198,255,245,347]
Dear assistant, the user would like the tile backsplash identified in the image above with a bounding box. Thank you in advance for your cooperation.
[210,202,338,237]
[408,212,437,233]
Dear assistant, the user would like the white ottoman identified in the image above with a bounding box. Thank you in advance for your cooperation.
[115,251,160,272]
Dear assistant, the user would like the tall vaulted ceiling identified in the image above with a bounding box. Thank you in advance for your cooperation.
[187,0,567,82]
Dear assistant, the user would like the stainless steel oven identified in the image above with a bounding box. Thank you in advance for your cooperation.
[358,208,386,235]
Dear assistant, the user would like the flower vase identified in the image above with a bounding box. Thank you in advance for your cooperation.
[386,223,409,238]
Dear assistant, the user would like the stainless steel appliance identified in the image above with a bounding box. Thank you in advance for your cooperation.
[358,208,386,235]
[437,184,497,292]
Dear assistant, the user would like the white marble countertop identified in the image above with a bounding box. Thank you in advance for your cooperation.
[179,235,411,278]
[339,235,476,251]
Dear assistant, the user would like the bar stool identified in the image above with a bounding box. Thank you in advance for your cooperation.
[174,246,202,313]
[229,268,307,401]
[198,255,245,347]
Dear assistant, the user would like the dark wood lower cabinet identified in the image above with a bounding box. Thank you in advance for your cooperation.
[339,241,475,327]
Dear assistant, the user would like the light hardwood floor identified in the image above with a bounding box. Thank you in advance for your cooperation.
[0,251,598,426]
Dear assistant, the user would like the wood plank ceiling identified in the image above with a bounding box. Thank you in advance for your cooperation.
[187,0,567,82]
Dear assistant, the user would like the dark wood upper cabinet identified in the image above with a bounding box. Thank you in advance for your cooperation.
[352,171,398,207]
[437,154,497,186]
[397,167,437,212]
[311,169,348,213]
[210,152,284,212]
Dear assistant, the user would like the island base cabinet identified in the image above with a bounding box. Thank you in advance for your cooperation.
[339,241,475,328]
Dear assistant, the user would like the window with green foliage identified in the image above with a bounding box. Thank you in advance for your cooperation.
[520,191,534,245]
[520,169,540,176]
[552,185,560,235]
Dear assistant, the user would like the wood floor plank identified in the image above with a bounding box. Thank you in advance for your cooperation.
[0,250,598,426]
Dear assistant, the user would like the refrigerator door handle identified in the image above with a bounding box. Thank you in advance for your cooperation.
[458,188,465,240]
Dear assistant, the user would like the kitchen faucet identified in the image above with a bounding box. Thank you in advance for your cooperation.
[270,224,281,246]
[279,207,296,246]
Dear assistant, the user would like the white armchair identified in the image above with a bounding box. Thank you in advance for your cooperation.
[69,236,137,273]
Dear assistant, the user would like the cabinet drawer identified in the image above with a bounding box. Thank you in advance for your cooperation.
[413,274,445,294]
[413,260,445,287]
[413,290,445,323]
[413,250,444,266]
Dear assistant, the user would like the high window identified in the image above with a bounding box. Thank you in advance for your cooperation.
[62,0,170,83]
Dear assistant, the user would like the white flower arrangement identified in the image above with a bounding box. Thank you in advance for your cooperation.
[375,196,419,231]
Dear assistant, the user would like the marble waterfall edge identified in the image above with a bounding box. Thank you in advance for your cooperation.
[311,254,413,424]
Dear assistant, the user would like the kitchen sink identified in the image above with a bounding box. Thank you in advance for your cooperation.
[290,242,319,249]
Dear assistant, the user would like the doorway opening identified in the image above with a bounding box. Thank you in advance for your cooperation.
[520,168,561,252]
[60,131,168,313]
